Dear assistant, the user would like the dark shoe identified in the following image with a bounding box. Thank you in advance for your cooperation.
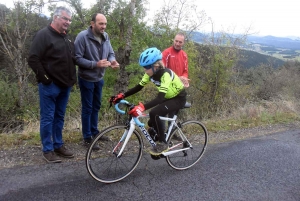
[149,142,169,156]
[54,145,74,158]
[84,138,100,150]
[93,134,110,141]
[43,151,62,163]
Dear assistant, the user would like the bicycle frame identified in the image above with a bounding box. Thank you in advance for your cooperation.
[86,99,208,183]
[114,100,192,157]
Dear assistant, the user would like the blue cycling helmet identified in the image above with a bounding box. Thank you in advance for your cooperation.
[139,47,162,69]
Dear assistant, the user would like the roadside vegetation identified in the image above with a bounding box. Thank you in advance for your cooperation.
[1,0,300,149]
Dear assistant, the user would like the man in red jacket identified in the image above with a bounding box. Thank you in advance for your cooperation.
[162,33,191,138]
[162,32,190,87]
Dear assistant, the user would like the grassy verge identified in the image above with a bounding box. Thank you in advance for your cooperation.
[1,110,299,149]
[205,111,300,133]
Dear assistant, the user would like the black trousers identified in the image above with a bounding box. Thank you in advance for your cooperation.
[148,94,186,142]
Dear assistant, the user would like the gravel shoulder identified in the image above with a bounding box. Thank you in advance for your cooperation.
[1,122,300,169]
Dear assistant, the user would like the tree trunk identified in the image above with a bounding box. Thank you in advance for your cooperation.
[115,0,136,93]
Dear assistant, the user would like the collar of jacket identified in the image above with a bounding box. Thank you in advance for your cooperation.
[47,24,67,36]
[88,26,107,41]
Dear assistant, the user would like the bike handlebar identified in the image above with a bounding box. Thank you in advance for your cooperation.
[114,100,129,114]
[114,100,145,127]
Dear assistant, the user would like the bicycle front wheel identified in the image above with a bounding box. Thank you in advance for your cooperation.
[166,120,208,170]
[86,124,143,183]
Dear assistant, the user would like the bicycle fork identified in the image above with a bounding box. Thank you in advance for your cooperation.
[113,120,136,158]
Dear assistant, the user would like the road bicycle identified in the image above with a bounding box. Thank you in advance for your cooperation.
[85,99,208,183]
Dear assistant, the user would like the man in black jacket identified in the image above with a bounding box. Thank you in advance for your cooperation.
[28,6,76,163]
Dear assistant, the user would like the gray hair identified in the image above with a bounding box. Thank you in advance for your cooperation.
[53,6,72,19]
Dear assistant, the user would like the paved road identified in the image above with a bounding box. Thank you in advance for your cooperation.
[1,129,300,201]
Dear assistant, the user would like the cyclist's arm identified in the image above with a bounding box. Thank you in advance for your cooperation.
[124,73,151,97]
[144,92,166,110]
[124,84,143,97]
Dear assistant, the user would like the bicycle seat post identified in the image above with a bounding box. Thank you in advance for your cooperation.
[161,115,178,140]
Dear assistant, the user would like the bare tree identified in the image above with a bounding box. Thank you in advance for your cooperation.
[0,1,45,107]
[153,0,207,40]
[197,20,254,112]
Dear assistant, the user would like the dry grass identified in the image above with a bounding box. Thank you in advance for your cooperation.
[1,97,300,169]
[1,97,300,149]
[204,97,300,133]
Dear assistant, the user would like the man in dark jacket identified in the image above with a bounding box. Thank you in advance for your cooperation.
[28,6,76,163]
[74,13,119,149]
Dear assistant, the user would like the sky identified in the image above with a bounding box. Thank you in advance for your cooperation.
[146,0,299,38]
[3,0,299,38]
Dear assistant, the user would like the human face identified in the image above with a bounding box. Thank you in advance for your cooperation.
[144,65,159,77]
[144,67,154,77]
[173,34,185,50]
[53,11,72,33]
[91,14,107,36]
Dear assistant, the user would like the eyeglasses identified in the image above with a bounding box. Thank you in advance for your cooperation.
[58,15,72,23]
[143,64,153,70]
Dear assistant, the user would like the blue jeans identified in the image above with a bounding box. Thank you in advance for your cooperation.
[78,77,104,140]
[38,83,71,153]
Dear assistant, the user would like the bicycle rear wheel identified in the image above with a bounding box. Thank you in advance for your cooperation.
[166,120,208,170]
[86,124,143,183]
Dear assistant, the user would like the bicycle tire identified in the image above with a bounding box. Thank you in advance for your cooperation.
[86,124,143,183]
[166,120,208,170]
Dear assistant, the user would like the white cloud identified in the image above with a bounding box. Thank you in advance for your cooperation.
[146,0,299,37]
[4,0,299,37]
[197,0,299,37]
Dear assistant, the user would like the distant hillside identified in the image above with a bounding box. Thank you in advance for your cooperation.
[237,49,285,69]
[191,32,291,68]
[195,43,285,69]
[191,32,300,51]
[247,35,300,50]
[191,32,206,43]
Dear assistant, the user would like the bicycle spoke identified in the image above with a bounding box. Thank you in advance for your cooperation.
[86,125,143,183]
[166,120,208,170]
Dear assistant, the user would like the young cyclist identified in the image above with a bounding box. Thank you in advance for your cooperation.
[110,47,187,155]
